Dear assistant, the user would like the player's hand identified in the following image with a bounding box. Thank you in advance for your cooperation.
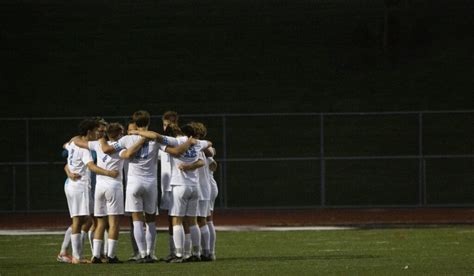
[69,173,81,181]
[108,170,119,178]
[187,137,197,145]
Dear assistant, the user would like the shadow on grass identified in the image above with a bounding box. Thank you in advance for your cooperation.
[219,254,380,262]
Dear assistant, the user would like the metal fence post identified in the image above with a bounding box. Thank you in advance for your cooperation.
[418,112,424,206]
[25,119,31,212]
[12,166,16,212]
[320,113,326,207]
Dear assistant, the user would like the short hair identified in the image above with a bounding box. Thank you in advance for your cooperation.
[106,123,124,140]
[188,122,207,139]
[78,119,100,136]
[180,124,196,137]
[162,111,179,124]
[92,116,108,126]
[132,110,150,128]
[164,123,183,137]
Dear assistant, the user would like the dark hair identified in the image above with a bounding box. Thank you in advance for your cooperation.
[91,116,108,126]
[78,119,100,136]
[162,111,179,123]
[164,123,183,137]
[132,110,150,128]
[106,123,124,140]
[188,121,207,139]
[180,124,196,137]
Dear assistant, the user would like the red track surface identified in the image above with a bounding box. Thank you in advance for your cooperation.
[1,208,473,229]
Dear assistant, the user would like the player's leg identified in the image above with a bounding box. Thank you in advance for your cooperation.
[57,225,73,263]
[143,182,158,262]
[185,187,201,262]
[105,185,124,263]
[168,185,187,263]
[197,200,211,260]
[106,215,122,263]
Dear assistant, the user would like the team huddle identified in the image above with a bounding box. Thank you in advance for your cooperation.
[57,110,218,264]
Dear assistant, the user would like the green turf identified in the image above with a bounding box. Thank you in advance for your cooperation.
[0,227,473,275]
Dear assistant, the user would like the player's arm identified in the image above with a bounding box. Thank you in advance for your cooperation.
[128,130,161,140]
[86,161,119,178]
[208,157,217,172]
[69,136,89,150]
[178,159,205,171]
[165,137,198,157]
[204,145,215,157]
[120,137,146,159]
[100,137,116,154]
[64,164,81,181]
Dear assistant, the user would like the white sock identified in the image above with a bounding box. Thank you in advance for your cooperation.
[60,226,72,255]
[189,225,201,256]
[184,233,191,258]
[103,230,108,256]
[88,230,94,255]
[130,221,139,255]
[71,233,82,260]
[200,225,210,256]
[80,231,87,258]
[172,225,185,258]
[168,235,176,255]
[133,221,147,258]
[207,221,216,255]
[145,222,156,256]
[93,239,103,258]
[107,239,118,258]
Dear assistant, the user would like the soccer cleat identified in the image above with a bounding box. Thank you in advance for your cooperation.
[136,255,154,264]
[160,254,176,262]
[127,253,140,262]
[91,256,103,264]
[150,255,158,261]
[72,257,91,264]
[210,254,216,261]
[200,254,213,262]
[183,255,201,262]
[168,256,184,263]
[107,256,123,264]
[57,254,72,263]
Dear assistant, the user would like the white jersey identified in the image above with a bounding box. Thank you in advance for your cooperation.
[170,136,209,186]
[114,134,178,178]
[65,141,93,186]
[88,141,125,184]
[159,150,172,192]
[197,151,211,200]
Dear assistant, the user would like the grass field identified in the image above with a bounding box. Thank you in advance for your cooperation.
[0,227,473,275]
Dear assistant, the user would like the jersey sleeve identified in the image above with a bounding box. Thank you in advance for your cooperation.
[88,141,99,152]
[161,135,179,147]
[80,148,94,165]
[115,137,128,150]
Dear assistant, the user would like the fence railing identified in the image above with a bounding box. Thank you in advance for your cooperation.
[1,110,473,212]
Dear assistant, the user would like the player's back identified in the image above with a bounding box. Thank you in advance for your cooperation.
[89,140,125,183]
[66,142,93,185]
[170,136,209,186]
[116,135,160,179]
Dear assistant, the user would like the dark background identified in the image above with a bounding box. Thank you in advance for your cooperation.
[1,0,473,211]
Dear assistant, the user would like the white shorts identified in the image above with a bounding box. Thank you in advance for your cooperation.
[125,176,158,215]
[65,180,91,218]
[160,191,172,210]
[209,184,218,212]
[169,185,199,217]
[94,181,124,216]
[197,200,210,217]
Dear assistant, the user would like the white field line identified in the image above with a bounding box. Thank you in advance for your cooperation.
[0,226,354,236]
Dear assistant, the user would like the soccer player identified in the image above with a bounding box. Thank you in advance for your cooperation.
[101,110,195,263]
[207,157,219,260]
[158,111,179,262]
[163,124,212,263]
[72,122,146,263]
[188,122,215,261]
[64,118,119,264]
